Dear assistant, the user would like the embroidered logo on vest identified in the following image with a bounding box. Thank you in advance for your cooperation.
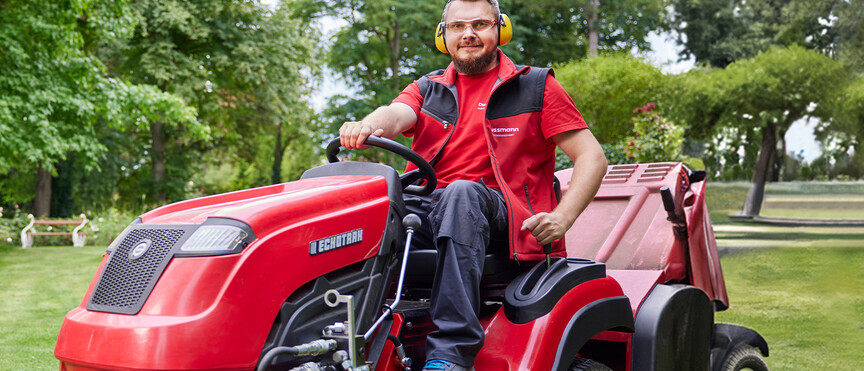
[491,127,519,137]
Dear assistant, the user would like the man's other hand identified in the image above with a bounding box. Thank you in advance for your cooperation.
[520,211,573,246]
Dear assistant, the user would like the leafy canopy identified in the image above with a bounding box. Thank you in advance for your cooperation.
[672,0,839,68]
[0,0,200,207]
[555,53,670,144]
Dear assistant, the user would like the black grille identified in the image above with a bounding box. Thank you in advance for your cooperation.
[87,227,192,315]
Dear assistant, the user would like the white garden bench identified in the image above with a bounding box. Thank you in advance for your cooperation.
[20,213,88,248]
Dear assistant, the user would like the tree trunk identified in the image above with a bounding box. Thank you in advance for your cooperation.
[35,163,52,217]
[742,123,777,217]
[587,0,600,57]
[271,122,284,184]
[51,156,74,218]
[775,137,786,181]
[150,121,167,203]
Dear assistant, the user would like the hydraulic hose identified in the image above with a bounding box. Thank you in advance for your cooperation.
[387,333,401,345]
[386,334,411,368]
[256,339,337,371]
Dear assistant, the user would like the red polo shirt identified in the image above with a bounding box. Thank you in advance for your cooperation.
[393,66,587,190]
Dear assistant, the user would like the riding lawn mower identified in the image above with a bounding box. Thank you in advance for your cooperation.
[54,136,769,371]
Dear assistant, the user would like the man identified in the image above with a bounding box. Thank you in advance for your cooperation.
[339,0,607,370]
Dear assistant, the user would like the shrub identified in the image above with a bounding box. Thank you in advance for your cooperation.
[623,103,684,163]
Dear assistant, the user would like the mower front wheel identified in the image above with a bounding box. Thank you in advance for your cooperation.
[720,345,769,371]
[568,357,611,371]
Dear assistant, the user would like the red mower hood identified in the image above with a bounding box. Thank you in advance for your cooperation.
[139,175,389,237]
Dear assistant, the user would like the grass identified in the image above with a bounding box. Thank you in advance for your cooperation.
[710,184,864,370]
[0,245,105,370]
[716,245,864,370]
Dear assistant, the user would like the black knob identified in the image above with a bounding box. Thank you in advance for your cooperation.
[402,214,422,231]
[660,186,676,213]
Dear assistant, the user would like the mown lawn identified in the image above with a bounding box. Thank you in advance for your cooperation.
[715,229,864,370]
[709,182,864,370]
[0,245,105,370]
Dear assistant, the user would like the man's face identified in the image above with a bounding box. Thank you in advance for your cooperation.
[443,1,499,75]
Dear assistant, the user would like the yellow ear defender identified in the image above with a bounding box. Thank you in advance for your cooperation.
[498,13,513,46]
[435,13,513,54]
[435,22,448,53]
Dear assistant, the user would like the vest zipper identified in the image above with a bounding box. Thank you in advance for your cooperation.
[484,67,529,261]
[418,108,456,167]
[524,185,536,215]
[420,108,451,130]
[428,122,455,167]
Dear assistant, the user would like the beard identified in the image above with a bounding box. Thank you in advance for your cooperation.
[452,46,498,75]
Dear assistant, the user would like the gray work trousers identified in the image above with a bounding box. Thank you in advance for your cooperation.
[404,180,508,367]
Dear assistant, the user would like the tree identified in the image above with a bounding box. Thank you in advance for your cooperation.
[555,53,670,144]
[828,75,864,175]
[672,0,841,68]
[105,0,318,201]
[291,0,448,107]
[833,0,864,73]
[507,0,667,65]
[0,0,199,216]
[670,46,848,216]
[289,0,449,166]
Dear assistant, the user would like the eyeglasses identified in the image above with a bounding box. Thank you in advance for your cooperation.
[445,18,498,33]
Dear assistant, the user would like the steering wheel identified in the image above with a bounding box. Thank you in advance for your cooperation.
[326,136,437,196]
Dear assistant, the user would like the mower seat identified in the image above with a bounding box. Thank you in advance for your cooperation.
[403,248,536,299]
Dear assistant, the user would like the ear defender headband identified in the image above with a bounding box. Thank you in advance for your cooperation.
[435,13,512,53]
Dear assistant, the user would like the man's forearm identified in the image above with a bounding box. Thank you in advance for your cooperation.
[340,103,417,149]
[521,129,607,245]
[553,152,607,226]
[361,106,409,139]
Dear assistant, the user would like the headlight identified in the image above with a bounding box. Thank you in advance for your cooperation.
[176,218,256,256]
[181,225,247,252]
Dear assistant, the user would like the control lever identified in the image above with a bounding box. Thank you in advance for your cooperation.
[660,186,688,243]
[660,186,684,224]
[363,214,421,340]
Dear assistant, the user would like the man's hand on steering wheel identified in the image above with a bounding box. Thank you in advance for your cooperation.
[326,135,437,196]
[339,121,384,150]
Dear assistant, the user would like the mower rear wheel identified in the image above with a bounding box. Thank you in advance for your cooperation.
[568,357,611,371]
[720,345,769,371]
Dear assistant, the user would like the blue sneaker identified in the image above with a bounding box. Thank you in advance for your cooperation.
[422,359,473,371]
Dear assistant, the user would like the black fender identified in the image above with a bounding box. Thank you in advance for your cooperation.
[710,323,769,371]
[550,296,635,371]
[632,284,714,371]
